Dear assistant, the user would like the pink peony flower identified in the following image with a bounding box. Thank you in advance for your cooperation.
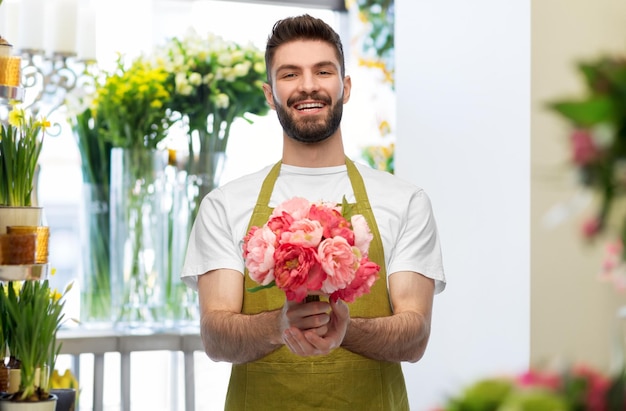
[516,369,561,390]
[331,258,380,303]
[570,129,600,166]
[351,214,374,256]
[280,218,323,248]
[570,364,611,411]
[581,216,602,239]
[243,226,277,285]
[318,237,359,294]
[266,211,294,240]
[309,203,354,244]
[271,197,311,220]
[274,243,323,301]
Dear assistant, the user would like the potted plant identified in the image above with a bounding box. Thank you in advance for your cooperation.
[547,55,626,287]
[0,105,49,234]
[94,55,174,327]
[151,29,269,323]
[0,279,71,410]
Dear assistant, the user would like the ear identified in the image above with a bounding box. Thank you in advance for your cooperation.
[263,82,276,110]
[342,75,352,104]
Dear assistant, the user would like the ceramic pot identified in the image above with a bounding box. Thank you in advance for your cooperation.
[0,393,57,411]
[0,206,42,235]
[50,389,76,411]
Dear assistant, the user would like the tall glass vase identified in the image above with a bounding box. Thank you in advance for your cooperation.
[110,148,168,329]
[163,149,226,325]
[79,183,112,326]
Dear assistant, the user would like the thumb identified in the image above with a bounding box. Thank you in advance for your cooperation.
[330,298,349,319]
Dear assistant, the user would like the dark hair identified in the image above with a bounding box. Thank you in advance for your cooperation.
[265,14,345,83]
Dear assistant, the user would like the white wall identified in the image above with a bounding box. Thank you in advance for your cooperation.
[395,1,531,409]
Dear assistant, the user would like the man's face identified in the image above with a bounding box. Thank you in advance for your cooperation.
[263,40,351,144]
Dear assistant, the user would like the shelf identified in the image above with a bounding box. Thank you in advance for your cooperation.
[0,263,49,281]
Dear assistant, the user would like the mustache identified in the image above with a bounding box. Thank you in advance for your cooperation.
[287,93,332,107]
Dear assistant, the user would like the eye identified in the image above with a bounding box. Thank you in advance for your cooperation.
[280,72,297,79]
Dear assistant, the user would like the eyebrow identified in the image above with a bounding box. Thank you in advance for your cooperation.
[275,61,338,73]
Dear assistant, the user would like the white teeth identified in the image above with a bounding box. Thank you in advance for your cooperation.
[296,102,324,110]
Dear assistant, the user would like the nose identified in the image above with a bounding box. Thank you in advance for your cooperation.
[298,71,319,94]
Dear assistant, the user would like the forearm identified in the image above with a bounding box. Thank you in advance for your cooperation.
[341,311,430,363]
[200,309,283,364]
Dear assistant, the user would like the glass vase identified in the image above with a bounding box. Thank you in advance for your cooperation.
[163,149,226,325]
[110,148,168,329]
[79,183,112,327]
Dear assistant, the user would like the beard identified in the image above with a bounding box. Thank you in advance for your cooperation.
[273,92,344,144]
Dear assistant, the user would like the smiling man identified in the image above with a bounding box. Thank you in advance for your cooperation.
[181,14,446,410]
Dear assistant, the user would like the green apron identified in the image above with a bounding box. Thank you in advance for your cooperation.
[225,158,408,410]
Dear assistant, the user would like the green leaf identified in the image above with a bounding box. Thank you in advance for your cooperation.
[341,195,355,219]
[548,96,614,127]
[246,281,276,293]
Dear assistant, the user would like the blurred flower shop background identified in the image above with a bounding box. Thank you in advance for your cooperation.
[4,0,626,410]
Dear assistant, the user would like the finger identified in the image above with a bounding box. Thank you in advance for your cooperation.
[330,298,349,320]
[285,303,330,330]
[302,331,335,354]
[283,327,311,355]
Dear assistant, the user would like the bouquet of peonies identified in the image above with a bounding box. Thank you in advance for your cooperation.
[243,197,381,302]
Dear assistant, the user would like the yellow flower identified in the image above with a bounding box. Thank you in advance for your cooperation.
[378,120,391,137]
[94,55,173,149]
[50,369,79,390]
[50,289,62,302]
[7,107,22,127]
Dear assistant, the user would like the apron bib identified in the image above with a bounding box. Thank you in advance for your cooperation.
[225,158,408,410]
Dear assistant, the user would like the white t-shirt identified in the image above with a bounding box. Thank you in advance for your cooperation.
[181,161,446,294]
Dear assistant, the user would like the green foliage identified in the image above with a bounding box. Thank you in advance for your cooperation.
[152,29,269,154]
[94,55,173,150]
[70,107,113,187]
[547,54,626,264]
[0,280,70,401]
[355,0,395,74]
[498,389,569,411]
[444,378,514,411]
[361,143,394,174]
[0,108,48,206]
[440,366,624,411]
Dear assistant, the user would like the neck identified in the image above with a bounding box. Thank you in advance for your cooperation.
[281,131,346,167]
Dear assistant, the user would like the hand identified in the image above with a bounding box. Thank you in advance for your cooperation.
[279,297,331,339]
[282,298,350,357]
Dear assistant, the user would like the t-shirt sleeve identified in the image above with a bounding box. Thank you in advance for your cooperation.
[180,188,245,290]
[387,189,446,294]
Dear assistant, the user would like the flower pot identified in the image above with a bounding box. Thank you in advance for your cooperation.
[0,206,42,234]
[0,393,57,411]
[50,389,75,411]
[0,361,7,392]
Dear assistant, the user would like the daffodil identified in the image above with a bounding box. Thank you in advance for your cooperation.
[0,104,49,206]
[0,279,71,401]
[94,55,173,150]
